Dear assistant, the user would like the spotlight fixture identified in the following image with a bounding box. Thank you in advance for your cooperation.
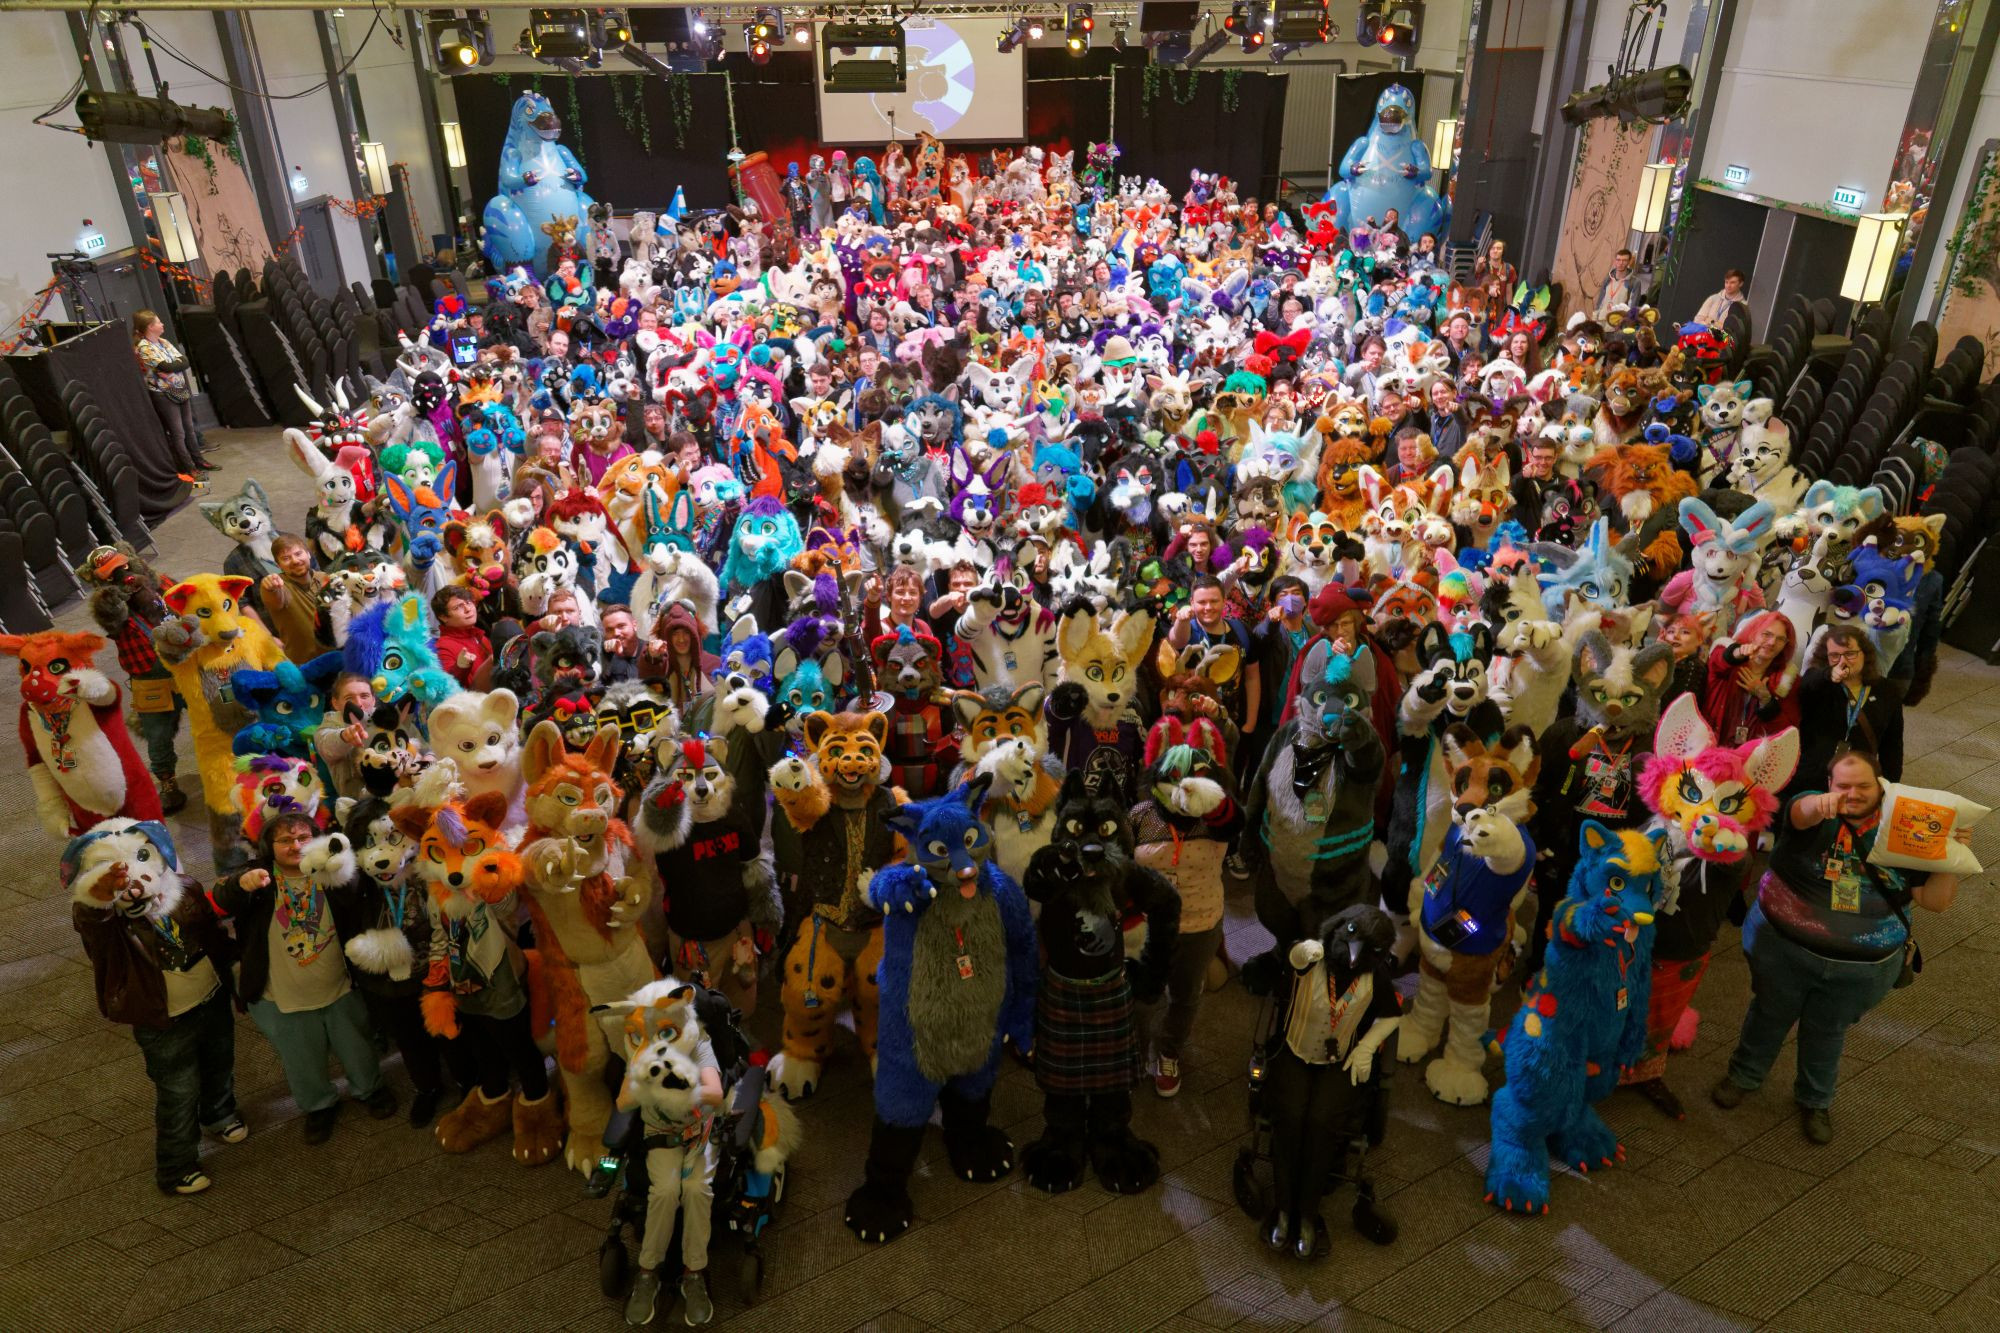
[746,22,773,62]
[998,17,1030,52]
[1271,0,1331,43]
[1028,17,1046,38]
[1370,3,1419,58]
[434,10,496,67]
[750,7,780,41]
[595,7,632,45]
[1113,21,1129,49]
[1560,64,1693,126]
[1066,3,1094,52]
[1225,2,1267,50]
[821,20,906,91]
[1179,20,1230,67]
[792,15,812,43]
[526,8,593,60]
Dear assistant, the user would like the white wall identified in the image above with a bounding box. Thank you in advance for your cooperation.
[0,13,137,331]
[251,9,373,287]
[337,10,453,252]
[1700,0,1926,211]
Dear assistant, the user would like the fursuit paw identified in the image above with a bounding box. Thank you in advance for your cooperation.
[1670,1005,1701,1052]
[511,1089,566,1167]
[1423,1057,1491,1107]
[1088,1131,1161,1195]
[843,1184,912,1244]
[866,863,937,916]
[1483,1164,1551,1215]
[1552,1112,1623,1177]
[1396,1019,1443,1065]
[435,1088,512,1154]
[943,1124,1015,1183]
[1020,1134,1087,1195]
[770,1053,820,1102]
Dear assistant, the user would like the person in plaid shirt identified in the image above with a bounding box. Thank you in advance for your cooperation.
[79,546,188,815]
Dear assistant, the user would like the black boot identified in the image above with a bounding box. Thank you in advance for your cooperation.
[844,1118,926,1243]
[1021,1093,1088,1195]
[938,1086,1014,1183]
[1085,1089,1160,1195]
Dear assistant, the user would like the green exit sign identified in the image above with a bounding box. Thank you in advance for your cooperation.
[1831,186,1867,211]
[1723,164,1749,186]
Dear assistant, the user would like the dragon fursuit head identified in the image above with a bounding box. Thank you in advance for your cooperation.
[1640,694,1798,876]
[1485,820,1665,1215]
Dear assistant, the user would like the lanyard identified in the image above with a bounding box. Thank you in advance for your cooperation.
[1845,685,1871,734]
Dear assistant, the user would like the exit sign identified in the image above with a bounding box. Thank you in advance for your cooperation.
[1831,185,1867,211]
[1723,164,1749,186]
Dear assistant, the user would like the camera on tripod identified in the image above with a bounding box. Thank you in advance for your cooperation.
[46,252,98,274]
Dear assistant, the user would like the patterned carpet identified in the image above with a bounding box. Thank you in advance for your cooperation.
[1,428,1997,1331]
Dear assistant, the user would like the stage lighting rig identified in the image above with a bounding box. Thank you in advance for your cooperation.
[998,17,1030,52]
[1179,19,1231,67]
[434,11,495,68]
[1028,16,1046,37]
[1561,64,1692,125]
[596,8,632,45]
[1271,0,1331,43]
[1066,3,1094,52]
[746,25,773,62]
[792,15,813,43]
[526,8,593,60]
[1225,2,1267,50]
[76,91,232,146]
[821,21,906,92]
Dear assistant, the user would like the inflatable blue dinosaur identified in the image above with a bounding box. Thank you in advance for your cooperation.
[481,91,597,277]
[1324,85,1449,243]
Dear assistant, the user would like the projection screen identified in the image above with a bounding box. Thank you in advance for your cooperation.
[815,17,1026,144]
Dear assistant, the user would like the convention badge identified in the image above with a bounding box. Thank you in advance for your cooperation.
[1829,871,1863,913]
[956,952,976,980]
[1017,810,1036,833]
[1003,649,1019,673]
[1302,789,1330,824]
[732,934,756,968]
[1422,856,1452,898]
[1615,986,1629,1011]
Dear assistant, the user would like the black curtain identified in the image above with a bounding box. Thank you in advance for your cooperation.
[1111,68,1289,201]
[453,71,735,212]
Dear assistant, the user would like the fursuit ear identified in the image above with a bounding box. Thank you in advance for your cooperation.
[1204,644,1241,686]
[1112,609,1154,667]
[1011,682,1046,716]
[1579,819,1613,853]
[782,569,813,603]
[1744,725,1802,792]
[1497,724,1540,778]
[1466,622,1495,664]
[1574,628,1614,680]
[952,690,987,730]
[1652,693,1714,761]
[961,771,994,814]
[1440,722,1483,770]
[1631,643,1674,695]
[1298,635,1333,687]
[1415,618,1451,666]
[522,719,568,786]
[464,790,510,829]
[862,712,889,750]
[1057,767,1088,808]
[389,804,433,842]
[585,723,622,777]
[800,710,835,752]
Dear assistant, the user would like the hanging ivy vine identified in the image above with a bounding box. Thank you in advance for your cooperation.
[493,71,512,89]
[530,74,544,95]
[664,73,694,149]
[1140,65,1209,110]
[1942,148,2000,304]
[564,75,586,166]
[221,112,243,167]
[179,132,219,194]
[610,74,654,153]
[1220,70,1241,115]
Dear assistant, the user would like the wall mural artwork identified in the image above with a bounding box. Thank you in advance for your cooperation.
[1550,119,1656,325]
[162,139,274,276]
[1937,139,2000,368]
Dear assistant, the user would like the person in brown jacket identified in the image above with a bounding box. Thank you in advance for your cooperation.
[63,818,247,1195]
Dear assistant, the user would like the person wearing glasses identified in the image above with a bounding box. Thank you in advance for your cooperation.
[1790,626,1904,796]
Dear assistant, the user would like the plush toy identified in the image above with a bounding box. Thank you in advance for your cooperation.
[1398,725,1538,1105]
[766,709,901,1101]
[1257,903,1403,1258]
[344,593,461,710]
[1485,821,1665,1213]
[1018,770,1179,1195]
[151,576,287,863]
[1242,638,1386,952]
[0,631,161,836]
[634,730,781,1013]
[199,479,281,586]
[844,777,1038,1243]
[1044,606,1154,804]
[517,720,656,1173]
[1622,695,1797,1117]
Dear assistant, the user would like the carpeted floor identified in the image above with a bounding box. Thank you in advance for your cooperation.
[1,426,1997,1332]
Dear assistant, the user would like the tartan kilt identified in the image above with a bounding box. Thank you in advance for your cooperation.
[1034,967,1140,1095]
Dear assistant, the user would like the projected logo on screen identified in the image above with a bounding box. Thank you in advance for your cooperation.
[860,21,976,135]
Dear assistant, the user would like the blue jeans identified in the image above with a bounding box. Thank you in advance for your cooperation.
[131,986,238,1187]
[1725,904,1901,1109]
[247,990,384,1114]
[132,686,184,778]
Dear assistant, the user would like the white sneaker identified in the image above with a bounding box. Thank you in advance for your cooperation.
[681,1270,713,1326]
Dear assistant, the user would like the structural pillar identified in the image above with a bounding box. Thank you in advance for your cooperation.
[1894,0,2000,334]
[213,11,298,253]
[64,11,172,326]
[316,10,386,280]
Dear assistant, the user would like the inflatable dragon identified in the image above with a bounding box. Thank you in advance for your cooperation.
[482,90,597,277]
[1324,84,1449,243]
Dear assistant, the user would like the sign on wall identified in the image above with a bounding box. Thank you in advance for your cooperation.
[1550,118,1657,325]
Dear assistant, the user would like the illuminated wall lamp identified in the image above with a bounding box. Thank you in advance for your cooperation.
[152,190,201,265]
[1430,117,1457,169]
[361,140,392,196]
[1840,211,1908,304]
[441,121,467,171]
[1631,161,1674,235]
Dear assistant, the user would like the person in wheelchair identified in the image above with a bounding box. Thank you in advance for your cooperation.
[1239,903,1403,1261]
[592,979,799,1326]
